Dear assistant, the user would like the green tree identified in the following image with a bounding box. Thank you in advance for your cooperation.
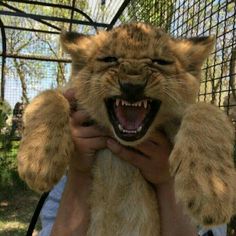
[123,0,175,31]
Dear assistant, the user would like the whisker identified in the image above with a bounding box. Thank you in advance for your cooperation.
[162,90,181,105]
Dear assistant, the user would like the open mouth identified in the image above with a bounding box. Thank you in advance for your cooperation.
[105,97,161,141]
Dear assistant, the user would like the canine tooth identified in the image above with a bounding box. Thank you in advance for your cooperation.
[116,99,120,106]
[121,100,125,106]
[143,100,147,109]
[118,124,123,131]
[137,126,142,132]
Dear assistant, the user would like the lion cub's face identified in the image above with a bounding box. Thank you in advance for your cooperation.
[61,23,214,145]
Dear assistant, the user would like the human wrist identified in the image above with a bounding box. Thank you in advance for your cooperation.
[51,167,91,236]
[67,166,92,185]
[155,178,197,236]
[154,178,176,208]
[68,153,93,175]
[152,177,174,192]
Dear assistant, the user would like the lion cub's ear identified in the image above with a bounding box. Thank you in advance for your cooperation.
[60,31,93,68]
[172,35,215,71]
[60,31,92,56]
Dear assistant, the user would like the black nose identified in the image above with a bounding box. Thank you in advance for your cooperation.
[119,83,145,101]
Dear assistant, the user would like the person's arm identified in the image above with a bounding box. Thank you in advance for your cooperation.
[156,180,197,236]
[50,90,109,236]
[50,170,91,236]
[39,176,67,236]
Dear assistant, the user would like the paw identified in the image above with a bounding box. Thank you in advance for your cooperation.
[170,147,235,226]
[17,90,74,192]
[169,103,236,226]
[170,125,236,227]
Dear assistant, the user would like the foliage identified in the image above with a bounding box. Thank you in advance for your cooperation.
[0,141,40,236]
[0,99,11,131]
[122,0,174,31]
[0,141,19,183]
[1,0,89,103]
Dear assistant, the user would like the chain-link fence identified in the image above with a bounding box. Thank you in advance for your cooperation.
[121,0,236,114]
[0,0,235,142]
[0,0,236,233]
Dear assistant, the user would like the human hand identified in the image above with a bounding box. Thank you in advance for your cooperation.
[107,131,172,186]
[64,89,109,175]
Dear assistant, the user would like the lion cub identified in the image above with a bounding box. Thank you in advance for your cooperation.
[18,23,236,235]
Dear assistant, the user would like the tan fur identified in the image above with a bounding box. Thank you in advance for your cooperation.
[18,23,236,234]
[18,90,74,192]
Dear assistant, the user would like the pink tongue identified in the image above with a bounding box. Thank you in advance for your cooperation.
[115,106,147,130]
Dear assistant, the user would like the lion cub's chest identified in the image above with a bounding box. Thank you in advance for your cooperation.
[87,149,160,236]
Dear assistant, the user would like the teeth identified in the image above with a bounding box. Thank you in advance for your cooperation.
[143,100,147,109]
[116,99,149,108]
[118,124,123,131]
[118,123,143,133]
[116,99,120,106]
[137,126,142,132]
[124,129,137,134]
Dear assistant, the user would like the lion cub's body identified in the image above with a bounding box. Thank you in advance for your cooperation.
[18,23,236,235]
[89,150,160,236]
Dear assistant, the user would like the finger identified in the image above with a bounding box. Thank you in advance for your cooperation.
[137,131,171,155]
[71,125,108,138]
[63,88,76,101]
[75,137,108,151]
[136,140,161,158]
[70,110,91,126]
[149,130,171,147]
[107,139,148,168]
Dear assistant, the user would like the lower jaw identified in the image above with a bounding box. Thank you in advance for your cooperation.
[111,124,151,143]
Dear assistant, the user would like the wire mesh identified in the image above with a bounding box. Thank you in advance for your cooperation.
[0,1,235,145]
[120,0,236,122]
[0,0,235,155]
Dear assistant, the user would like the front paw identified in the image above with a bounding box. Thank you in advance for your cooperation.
[170,146,235,226]
[17,90,74,192]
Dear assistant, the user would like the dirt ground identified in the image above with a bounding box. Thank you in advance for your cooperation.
[0,175,41,236]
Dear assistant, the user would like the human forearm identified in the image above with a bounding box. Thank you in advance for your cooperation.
[50,169,91,236]
[155,179,198,236]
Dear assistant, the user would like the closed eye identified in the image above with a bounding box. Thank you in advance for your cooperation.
[152,59,174,66]
[97,56,118,63]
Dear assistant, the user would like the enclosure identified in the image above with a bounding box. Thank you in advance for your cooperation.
[0,0,236,235]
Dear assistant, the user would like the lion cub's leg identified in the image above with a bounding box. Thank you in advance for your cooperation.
[17,90,74,192]
[169,103,236,226]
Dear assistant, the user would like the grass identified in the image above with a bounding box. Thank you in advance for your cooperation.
[0,186,40,236]
[0,141,41,236]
